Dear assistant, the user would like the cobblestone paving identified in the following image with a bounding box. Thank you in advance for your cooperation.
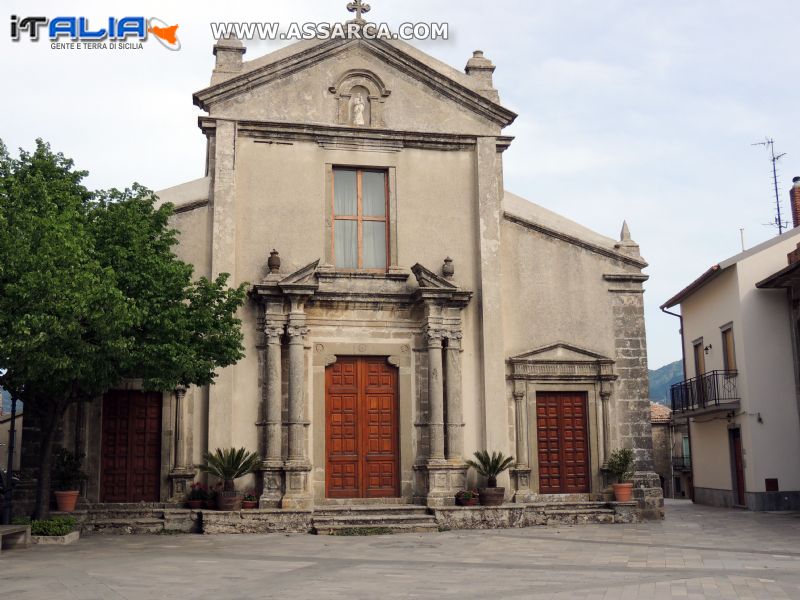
[3,500,800,599]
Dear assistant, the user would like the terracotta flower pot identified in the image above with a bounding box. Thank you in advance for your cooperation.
[613,482,634,502]
[478,487,505,506]
[54,490,80,512]
[216,491,243,511]
[187,500,203,509]
[242,500,258,510]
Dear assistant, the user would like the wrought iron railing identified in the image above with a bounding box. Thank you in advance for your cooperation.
[672,455,691,470]
[670,370,739,413]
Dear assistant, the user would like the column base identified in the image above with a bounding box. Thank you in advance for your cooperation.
[281,462,313,510]
[416,462,467,507]
[510,467,533,503]
[259,463,284,508]
[632,470,664,520]
[168,468,196,503]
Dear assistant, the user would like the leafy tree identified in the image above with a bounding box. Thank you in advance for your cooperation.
[0,140,247,518]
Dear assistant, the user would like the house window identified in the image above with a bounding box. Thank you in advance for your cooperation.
[692,338,705,376]
[332,168,389,271]
[721,326,737,372]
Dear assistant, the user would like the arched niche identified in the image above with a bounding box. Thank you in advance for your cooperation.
[329,69,391,127]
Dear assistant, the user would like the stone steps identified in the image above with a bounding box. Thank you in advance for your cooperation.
[311,504,438,535]
[315,497,412,506]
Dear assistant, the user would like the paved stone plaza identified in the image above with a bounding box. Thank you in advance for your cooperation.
[3,500,800,599]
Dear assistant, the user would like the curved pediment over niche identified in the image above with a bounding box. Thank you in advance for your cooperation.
[329,69,391,127]
[507,342,616,382]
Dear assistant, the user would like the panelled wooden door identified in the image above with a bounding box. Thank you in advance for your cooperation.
[326,357,400,498]
[536,392,590,494]
[101,390,162,503]
[730,428,746,506]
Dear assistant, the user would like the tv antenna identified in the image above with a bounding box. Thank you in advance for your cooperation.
[752,137,788,234]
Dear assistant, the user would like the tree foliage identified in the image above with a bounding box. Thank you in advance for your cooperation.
[0,139,247,518]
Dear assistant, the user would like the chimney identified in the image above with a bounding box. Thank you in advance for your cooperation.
[465,50,499,102]
[211,36,246,85]
[791,176,800,229]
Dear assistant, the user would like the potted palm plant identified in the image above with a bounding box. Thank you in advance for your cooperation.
[51,448,86,513]
[607,448,635,502]
[466,450,514,506]
[199,447,260,511]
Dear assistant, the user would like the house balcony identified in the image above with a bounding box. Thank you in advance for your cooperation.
[670,370,740,416]
[672,455,691,471]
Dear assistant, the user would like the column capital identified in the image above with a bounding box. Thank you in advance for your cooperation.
[286,325,309,339]
[264,324,284,341]
[424,327,446,346]
[512,391,525,402]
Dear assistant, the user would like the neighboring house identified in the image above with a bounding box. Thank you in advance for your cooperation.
[40,15,662,516]
[661,179,800,510]
[650,401,691,500]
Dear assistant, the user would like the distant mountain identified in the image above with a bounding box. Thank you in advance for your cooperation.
[649,360,683,405]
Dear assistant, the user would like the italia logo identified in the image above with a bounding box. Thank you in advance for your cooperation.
[10,15,181,50]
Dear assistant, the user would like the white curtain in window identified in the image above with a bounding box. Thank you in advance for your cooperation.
[335,220,358,268]
[334,169,357,215]
[363,221,386,269]
[362,171,386,216]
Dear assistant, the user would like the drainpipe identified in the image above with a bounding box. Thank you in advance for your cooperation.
[661,306,695,502]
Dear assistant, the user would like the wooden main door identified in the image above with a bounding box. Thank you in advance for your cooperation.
[536,392,590,494]
[101,390,162,503]
[326,357,400,498]
[730,428,746,506]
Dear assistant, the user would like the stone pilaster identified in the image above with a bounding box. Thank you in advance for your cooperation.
[606,270,664,519]
[169,387,195,502]
[475,136,508,453]
[260,323,284,508]
[511,390,532,502]
[282,301,311,510]
[444,332,464,461]
[207,119,237,451]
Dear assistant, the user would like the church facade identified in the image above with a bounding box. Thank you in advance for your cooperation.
[67,28,662,517]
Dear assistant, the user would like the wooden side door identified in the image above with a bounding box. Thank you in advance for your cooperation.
[101,390,162,503]
[326,357,399,498]
[536,392,590,494]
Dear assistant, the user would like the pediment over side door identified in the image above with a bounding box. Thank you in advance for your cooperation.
[507,342,617,383]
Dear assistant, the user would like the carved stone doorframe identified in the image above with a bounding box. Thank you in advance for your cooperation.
[507,343,617,502]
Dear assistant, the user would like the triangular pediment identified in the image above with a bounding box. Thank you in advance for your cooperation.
[510,342,612,363]
[278,259,320,289]
[194,38,516,129]
[411,263,458,290]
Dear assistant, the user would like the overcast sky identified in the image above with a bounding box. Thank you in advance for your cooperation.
[3,1,800,370]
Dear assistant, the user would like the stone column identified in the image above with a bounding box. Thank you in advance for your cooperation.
[444,333,464,461]
[282,304,312,510]
[260,324,284,507]
[169,387,195,502]
[511,390,532,501]
[426,328,446,463]
[599,390,611,468]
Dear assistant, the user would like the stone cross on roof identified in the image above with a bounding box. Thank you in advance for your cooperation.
[347,0,371,24]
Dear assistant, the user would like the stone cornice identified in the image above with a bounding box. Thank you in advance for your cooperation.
[199,117,514,153]
[193,39,517,127]
[503,211,648,269]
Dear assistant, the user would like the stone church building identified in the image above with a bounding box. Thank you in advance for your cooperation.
[50,21,663,518]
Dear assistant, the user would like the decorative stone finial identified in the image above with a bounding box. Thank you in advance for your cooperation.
[442,257,455,278]
[614,220,641,257]
[268,249,281,274]
[346,0,371,26]
[211,35,246,85]
[465,50,499,101]
[620,220,631,243]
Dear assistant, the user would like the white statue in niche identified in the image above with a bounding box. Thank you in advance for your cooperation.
[352,93,366,125]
